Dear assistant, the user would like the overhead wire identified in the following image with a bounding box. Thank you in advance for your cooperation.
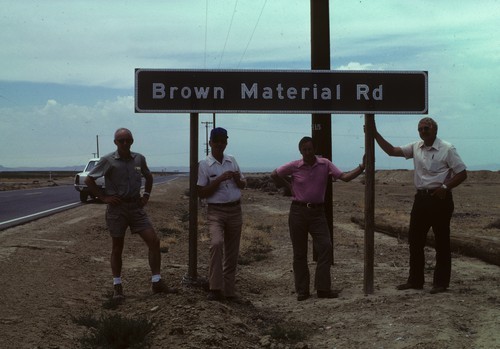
[204,0,208,68]
[218,0,239,68]
[237,0,268,68]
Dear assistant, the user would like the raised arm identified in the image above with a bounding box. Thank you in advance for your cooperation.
[374,123,405,157]
[338,155,366,182]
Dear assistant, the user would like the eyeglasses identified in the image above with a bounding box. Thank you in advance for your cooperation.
[418,126,430,132]
[116,138,133,144]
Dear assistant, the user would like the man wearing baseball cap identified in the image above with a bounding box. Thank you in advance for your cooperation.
[197,127,246,301]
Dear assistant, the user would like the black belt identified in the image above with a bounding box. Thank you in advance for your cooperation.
[208,200,241,207]
[292,201,324,209]
[416,189,437,195]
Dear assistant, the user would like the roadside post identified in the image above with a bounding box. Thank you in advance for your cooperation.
[311,0,333,263]
[364,114,376,294]
[135,69,428,293]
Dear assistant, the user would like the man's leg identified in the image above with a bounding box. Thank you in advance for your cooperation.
[139,227,178,294]
[222,206,243,297]
[407,196,431,288]
[111,236,125,278]
[139,227,161,275]
[309,210,332,293]
[288,205,310,298]
[431,194,454,289]
[207,207,225,295]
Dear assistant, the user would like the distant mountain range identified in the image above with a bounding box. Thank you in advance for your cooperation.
[1,164,498,173]
[0,165,190,173]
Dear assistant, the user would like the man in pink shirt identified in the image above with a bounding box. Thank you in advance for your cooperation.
[271,136,365,301]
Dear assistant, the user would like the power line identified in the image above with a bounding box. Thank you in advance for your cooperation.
[204,0,208,68]
[218,0,239,68]
[237,0,268,68]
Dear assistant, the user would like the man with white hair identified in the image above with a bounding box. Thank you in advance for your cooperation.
[374,117,467,294]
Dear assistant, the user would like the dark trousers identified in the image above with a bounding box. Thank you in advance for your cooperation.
[407,191,454,288]
[288,204,332,295]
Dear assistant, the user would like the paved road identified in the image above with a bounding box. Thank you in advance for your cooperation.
[0,174,185,231]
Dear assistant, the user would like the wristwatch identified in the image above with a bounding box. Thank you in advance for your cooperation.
[441,184,448,190]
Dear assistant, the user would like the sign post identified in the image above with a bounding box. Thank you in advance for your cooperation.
[311,0,333,263]
[364,114,376,294]
[135,68,428,293]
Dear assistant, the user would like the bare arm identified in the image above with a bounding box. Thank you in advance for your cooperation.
[84,176,120,205]
[433,169,468,199]
[374,130,405,157]
[338,156,366,182]
[84,176,101,198]
[139,172,154,207]
[446,169,467,189]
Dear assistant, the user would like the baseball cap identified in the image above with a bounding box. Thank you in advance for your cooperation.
[210,127,228,140]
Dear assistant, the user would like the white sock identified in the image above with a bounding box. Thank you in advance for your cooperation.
[113,277,122,285]
[151,274,161,283]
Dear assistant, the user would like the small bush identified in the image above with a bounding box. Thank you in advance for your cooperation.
[72,312,156,349]
[239,226,273,265]
[267,323,307,343]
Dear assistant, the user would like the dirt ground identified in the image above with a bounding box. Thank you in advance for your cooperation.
[0,170,499,348]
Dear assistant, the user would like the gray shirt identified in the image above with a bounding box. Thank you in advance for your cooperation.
[88,151,150,198]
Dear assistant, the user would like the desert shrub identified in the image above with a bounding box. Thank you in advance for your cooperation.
[72,312,156,349]
[239,225,273,265]
[266,323,307,343]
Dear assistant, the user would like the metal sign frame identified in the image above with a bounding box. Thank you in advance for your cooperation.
[135,69,428,115]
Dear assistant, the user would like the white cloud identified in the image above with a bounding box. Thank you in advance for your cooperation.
[0,0,499,170]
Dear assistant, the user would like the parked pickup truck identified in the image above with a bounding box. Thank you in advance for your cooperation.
[74,158,104,202]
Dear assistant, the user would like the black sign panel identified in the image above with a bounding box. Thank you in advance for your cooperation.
[135,69,427,114]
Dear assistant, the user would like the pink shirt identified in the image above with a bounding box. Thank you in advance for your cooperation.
[276,156,343,203]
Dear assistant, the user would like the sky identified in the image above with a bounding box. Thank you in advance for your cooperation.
[1,0,499,172]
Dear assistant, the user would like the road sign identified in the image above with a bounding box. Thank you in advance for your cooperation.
[135,69,427,114]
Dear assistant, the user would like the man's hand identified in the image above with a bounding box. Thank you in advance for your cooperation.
[219,171,235,182]
[139,195,149,207]
[100,195,122,206]
[433,187,448,200]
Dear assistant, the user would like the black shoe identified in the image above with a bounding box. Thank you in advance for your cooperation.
[430,286,447,294]
[297,293,310,301]
[207,290,224,301]
[396,283,423,290]
[317,290,340,299]
[112,284,125,301]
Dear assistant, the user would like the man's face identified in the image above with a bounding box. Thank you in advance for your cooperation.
[299,141,315,162]
[417,120,437,143]
[209,136,227,154]
[114,131,134,151]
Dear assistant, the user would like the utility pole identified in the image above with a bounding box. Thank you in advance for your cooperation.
[201,121,214,155]
[311,0,333,263]
[96,135,100,158]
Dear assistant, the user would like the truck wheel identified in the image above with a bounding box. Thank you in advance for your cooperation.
[80,191,89,202]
